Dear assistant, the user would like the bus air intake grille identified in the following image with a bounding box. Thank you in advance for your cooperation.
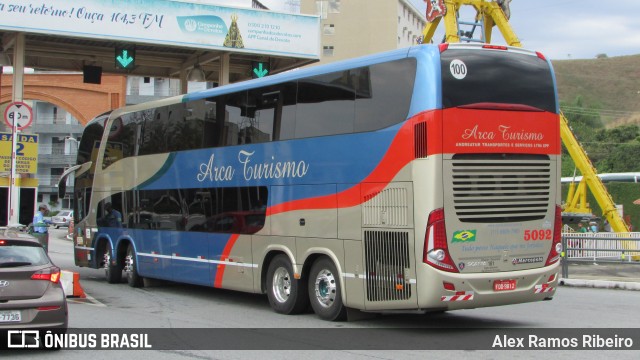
[414,122,428,158]
[363,187,409,227]
[450,154,551,223]
[364,231,411,301]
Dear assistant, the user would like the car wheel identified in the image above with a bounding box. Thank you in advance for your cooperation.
[266,254,308,314]
[125,244,143,287]
[308,257,347,321]
[104,242,122,284]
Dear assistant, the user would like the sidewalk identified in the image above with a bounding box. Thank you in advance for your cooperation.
[559,262,640,291]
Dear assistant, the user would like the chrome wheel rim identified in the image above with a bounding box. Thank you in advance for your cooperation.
[272,267,291,303]
[103,251,111,270]
[124,254,134,275]
[314,269,336,308]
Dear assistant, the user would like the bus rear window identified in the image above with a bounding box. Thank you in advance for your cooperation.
[440,49,557,113]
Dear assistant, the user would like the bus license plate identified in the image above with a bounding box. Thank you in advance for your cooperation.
[0,310,21,322]
[493,279,516,292]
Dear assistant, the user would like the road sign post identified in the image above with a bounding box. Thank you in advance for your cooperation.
[4,101,33,225]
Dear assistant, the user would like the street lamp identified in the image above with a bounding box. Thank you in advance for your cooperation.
[188,63,206,82]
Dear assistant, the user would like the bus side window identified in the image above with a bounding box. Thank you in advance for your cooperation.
[245,81,297,142]
[296,70,355,139]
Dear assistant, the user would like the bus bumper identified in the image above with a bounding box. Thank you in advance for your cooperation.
[417,262,560,311]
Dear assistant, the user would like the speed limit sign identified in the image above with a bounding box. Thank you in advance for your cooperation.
[4,101,33,130]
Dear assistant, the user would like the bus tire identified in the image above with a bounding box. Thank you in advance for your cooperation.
[308,257,346,321]
[266,254,308,315]
[104,241,122,284]
[125,244,143,288]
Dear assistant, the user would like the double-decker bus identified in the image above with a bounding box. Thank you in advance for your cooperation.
[60,43,562,321]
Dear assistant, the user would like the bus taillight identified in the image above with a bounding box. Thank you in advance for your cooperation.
[545,206,563,266]
[423,208,459,273]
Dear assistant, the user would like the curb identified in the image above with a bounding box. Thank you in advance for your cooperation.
[60,270,86,298]
[559,278,640,291]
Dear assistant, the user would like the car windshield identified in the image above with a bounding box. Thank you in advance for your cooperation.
[0,245,49,267]
[59,211,71,217]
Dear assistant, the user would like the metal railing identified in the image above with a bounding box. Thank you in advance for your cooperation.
[561,232,640,279]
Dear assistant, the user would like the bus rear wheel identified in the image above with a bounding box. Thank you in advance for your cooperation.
[308,257,346,321]
[104,242,122,284]
[266,254,308,315]
[124,244,143,287]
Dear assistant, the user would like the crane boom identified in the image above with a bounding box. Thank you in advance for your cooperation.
[421,0,630,232]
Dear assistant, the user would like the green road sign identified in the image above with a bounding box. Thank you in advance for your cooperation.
[115,47,136,69]
[252,61,269,78]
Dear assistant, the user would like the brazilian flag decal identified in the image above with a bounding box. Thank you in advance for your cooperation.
[452,230,477,243]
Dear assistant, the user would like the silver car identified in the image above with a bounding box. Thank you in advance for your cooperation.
[51,210,73,229]
[0,230,68,333]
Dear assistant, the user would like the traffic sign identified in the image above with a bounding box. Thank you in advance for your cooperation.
[115,46,136,70]
[4,101,33,130]
[252,61,270,78]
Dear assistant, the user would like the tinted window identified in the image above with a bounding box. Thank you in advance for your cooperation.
[247,82,297,141]
[441,49,556,112]
[354,58,416,132]
[118,186,267,234]
[296,70,355,138]
[77,113,107,166]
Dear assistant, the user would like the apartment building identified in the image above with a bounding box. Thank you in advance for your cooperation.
[301,0,426,64]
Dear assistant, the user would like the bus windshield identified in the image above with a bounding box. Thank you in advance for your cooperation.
[440,48,556,113]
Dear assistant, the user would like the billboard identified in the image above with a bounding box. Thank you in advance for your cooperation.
[0,0,320,59]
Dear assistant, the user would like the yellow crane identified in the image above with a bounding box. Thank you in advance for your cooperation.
[421,0,630,233]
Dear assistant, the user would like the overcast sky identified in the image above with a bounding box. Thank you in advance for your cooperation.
[413,0,640,60]
[263,0,640,60]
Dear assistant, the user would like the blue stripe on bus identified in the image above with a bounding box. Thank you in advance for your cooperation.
[100,228,239,287]
[138,123,403,204]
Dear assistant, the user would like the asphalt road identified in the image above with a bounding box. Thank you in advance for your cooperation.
[10,228,639,359]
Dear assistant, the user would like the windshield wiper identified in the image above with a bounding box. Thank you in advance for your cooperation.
[0,262,32,268]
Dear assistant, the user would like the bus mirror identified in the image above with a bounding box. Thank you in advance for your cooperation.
[57,164,83,199]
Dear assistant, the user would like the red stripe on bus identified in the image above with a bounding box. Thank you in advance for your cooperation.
[266,116,418,216]
[214,233,240,288]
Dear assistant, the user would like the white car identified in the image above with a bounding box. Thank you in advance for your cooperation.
[51,210,73,229]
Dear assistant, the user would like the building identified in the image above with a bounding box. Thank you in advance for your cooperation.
[301,0,426,64]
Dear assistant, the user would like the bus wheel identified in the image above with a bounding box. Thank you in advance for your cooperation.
[308,257,346,321]
[266,254,308,314]
[124,244,143,288]
[104,242,122,284]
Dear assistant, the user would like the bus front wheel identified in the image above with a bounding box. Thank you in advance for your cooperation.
[308,257,346,321]
[266,254,308,315]
[104,242,122,284]
[124,244,143,287]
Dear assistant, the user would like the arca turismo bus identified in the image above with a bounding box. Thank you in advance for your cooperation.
[59,43,562,321]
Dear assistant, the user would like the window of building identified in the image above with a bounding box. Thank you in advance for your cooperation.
[323,45,334,57]
[323,24,335,35]
[329,0,340,13]
[316,0,328,19]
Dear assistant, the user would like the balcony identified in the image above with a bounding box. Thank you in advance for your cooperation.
[35,175,74,194]
[32,116,84,134]
[38,144,77,165]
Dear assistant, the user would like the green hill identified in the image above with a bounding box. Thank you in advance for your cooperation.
[551,54,640,125]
